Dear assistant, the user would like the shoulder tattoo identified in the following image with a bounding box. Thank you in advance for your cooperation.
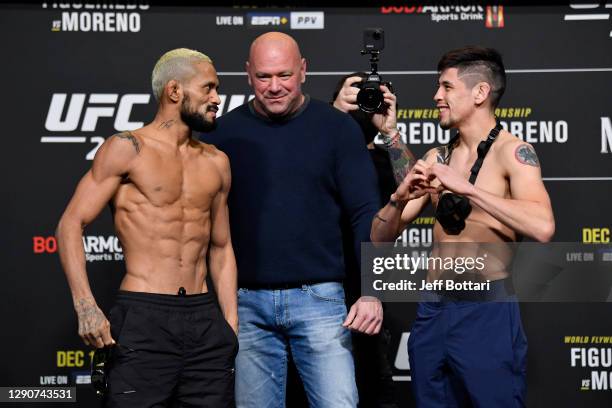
[515,144,539,167]
[114,131,140,154]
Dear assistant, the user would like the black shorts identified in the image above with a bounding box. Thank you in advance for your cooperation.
[105,290,238,408]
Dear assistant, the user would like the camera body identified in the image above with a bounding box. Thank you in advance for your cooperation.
[354,28,392,114]
[351,73,393,114]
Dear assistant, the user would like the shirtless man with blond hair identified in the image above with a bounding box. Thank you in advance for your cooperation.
[57,48,238,407]
[371,47,555,407]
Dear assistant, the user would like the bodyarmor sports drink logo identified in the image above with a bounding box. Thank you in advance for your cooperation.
[33,235,123,262]
[43,2,149,33]
[380,5,485,24]
[485,6,504,28]
[564,3,612,39]
[41,93,251,160]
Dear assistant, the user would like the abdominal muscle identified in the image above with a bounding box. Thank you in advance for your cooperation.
[429,207,516,282]
[113,199,212,295]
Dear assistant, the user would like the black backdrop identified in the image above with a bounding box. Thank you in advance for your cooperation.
[2,3,611,407]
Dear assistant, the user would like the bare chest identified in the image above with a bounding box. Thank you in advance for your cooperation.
[432,151,509,207]
[115,149,222,210]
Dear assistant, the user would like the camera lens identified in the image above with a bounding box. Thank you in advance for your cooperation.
[357,87,384,113]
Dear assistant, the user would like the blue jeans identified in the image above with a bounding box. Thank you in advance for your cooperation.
[235,282,358,408]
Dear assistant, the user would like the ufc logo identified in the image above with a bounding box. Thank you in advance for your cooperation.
[45,93,151,132]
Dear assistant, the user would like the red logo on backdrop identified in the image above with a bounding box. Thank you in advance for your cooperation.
[380,6,424,14]
[486,6,504,28]
[33,236,57,253]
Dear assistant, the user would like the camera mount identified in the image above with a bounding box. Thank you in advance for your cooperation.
[360,49,380,75]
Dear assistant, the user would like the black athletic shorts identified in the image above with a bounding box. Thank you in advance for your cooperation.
[104,290,238,408]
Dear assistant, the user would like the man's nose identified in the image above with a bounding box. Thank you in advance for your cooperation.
[433,88,442,102]
[210,89,221,105]
[269,76,281,92]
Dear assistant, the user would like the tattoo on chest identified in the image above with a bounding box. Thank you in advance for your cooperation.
[515,144,539,167]
[114,131,141,154]
[159,120,175,129]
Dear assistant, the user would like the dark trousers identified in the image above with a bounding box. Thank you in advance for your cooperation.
[105,291,238,408]
[408,281,527,407]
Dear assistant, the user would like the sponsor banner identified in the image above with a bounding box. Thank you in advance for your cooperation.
[567,336,612,391]
[247,12,289,28]
[290,12,324,29]
[33,235,123,262]
[215,15,245,26]
[44,2,150,33]
[380,5,488,25]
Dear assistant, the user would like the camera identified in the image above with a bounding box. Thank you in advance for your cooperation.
[352,28,393,114]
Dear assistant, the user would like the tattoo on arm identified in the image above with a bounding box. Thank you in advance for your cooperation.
[114,131,140,154]
[74,298,105,335]
[159,120,175,129]
[515,144,540,167]
[381,132,417,186]
[436,146,446,164]
[375,213,388,223]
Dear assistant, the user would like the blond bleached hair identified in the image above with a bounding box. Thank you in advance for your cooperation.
[151,48,213,102]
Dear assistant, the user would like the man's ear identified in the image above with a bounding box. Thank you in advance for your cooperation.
[245,61,252,87]
[165,80,181,103]
[473,81,491,106]
[300,58,307,84]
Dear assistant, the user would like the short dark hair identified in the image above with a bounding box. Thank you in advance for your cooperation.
[437,46,506,109]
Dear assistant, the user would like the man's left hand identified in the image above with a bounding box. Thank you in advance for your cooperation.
[430,163,475,196]
[343,296,383,335]
[371,85,397,136]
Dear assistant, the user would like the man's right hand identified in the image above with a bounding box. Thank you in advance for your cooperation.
[332,76,363,113]
[74,298,115,348]
[390,159,436,203]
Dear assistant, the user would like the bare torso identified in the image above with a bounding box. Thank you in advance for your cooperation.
[428,131,518,281]
[112,127,224,294]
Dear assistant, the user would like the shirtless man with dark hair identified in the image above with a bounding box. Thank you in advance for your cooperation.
[371,46,555,407]
[57,48,238,407]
